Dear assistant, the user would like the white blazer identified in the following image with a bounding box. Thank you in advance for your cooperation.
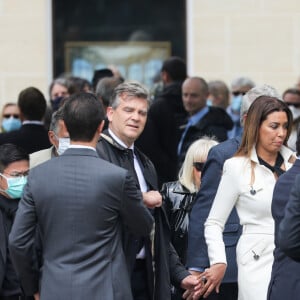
[205,145,294,300]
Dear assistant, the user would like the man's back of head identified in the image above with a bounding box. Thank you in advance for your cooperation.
[161,56,187,84]
[95,77,124,110]
[62,92,105,142]
[240,84,281,126]
[18,87,47,121]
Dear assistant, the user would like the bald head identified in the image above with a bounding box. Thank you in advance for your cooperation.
[182,77,208,115]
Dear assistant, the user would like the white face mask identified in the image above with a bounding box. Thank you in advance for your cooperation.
[289,105,300,121]
[56,137,70,155]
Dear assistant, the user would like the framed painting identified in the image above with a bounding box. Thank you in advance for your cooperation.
[65,41,171,87]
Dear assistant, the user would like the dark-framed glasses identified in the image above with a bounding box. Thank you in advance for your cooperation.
[193,162,205,172]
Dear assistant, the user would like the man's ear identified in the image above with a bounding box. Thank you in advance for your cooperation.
[106,107,113,122]
[97,120,105,135]
[48,130,57,146]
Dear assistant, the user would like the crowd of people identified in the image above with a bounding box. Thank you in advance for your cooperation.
[1,56,300,300]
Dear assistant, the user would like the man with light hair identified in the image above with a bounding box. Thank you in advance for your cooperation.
[187,84,280,300]
[227,76,256,138]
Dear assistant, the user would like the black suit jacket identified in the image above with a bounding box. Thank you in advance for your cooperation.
[267,159,300,300]
[0,124,51,154]
[278,169,300,258]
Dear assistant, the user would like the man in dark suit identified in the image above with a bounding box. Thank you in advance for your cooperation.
[187,85,281,300]
[96,81,198,300]
[9,92,154,300]
[136,56,188,187]
[278,173,300,260]
[267,135,300,300]
[0,87,51,154]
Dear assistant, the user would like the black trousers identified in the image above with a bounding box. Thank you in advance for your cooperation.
[131,259,151,300]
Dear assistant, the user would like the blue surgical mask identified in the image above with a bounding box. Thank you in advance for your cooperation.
[2,117,21,132]
[231,95,243,112]
[206,99,213,107]
[0,174,27,199]
[56,137,70,155]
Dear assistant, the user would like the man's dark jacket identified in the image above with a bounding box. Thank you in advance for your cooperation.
[0,124,51,154]
[96,130,189,300]
[187,137,242,284]
[178,106,233,167]
[267,160,300,300]
[136,81,188,187]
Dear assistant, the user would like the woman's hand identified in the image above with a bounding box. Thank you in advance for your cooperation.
[193,263,227,299]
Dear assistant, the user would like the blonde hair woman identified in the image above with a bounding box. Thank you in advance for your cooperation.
[161,136,218,300]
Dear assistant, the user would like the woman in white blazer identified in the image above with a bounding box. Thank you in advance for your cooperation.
[197,96,296,300]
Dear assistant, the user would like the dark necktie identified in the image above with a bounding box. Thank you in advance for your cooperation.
[125,149,140,189]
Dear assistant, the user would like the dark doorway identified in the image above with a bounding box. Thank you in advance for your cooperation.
[52,0,186,84]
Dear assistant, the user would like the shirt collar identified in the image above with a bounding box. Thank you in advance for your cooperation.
[68,145,96,151]
[108,128,134,150]
[189,106,209,125]
[22,120,44,125]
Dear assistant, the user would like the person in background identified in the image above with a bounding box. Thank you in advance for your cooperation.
[91,68,114,91]
[161,137,218,300]
[267,120,300,300]
[49,78,73,112]
[1,103,21,133]
[282,88,300,151]
[177,77,233,169]
[95,77,124,112]
[0,143,31,299]
[207,80,230,110]
[136,56,188,188]
[187,84,282,300]
[227,77,255,139]
[200,96,295,300]
[0,87,51,154]
[30,107,70,168]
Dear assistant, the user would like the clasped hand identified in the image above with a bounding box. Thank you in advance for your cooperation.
[182,263,227,299]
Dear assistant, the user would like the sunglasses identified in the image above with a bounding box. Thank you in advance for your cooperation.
[193,162,205,172]
[232,91,246,97]
[285,102,300,108]
[3,114,19,119]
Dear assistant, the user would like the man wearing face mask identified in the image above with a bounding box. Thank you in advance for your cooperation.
[30,108,70,168]
[0,143,33,299]
[283,88,300,151]
[227,77,255,139]
[1,103,21,133]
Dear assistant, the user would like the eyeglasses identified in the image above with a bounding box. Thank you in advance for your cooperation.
[285,102,300,108]
[232,91,246,97]
[193,162,205,172]
[3,114,19,119]
[3,170,29,177]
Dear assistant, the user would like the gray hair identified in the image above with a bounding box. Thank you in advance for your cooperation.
[49,107,64,134]
[231,76,255,90]
[240,84,281,125]
[49,77,72,98]
[95,77,124,108]
[110,81,150,109]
